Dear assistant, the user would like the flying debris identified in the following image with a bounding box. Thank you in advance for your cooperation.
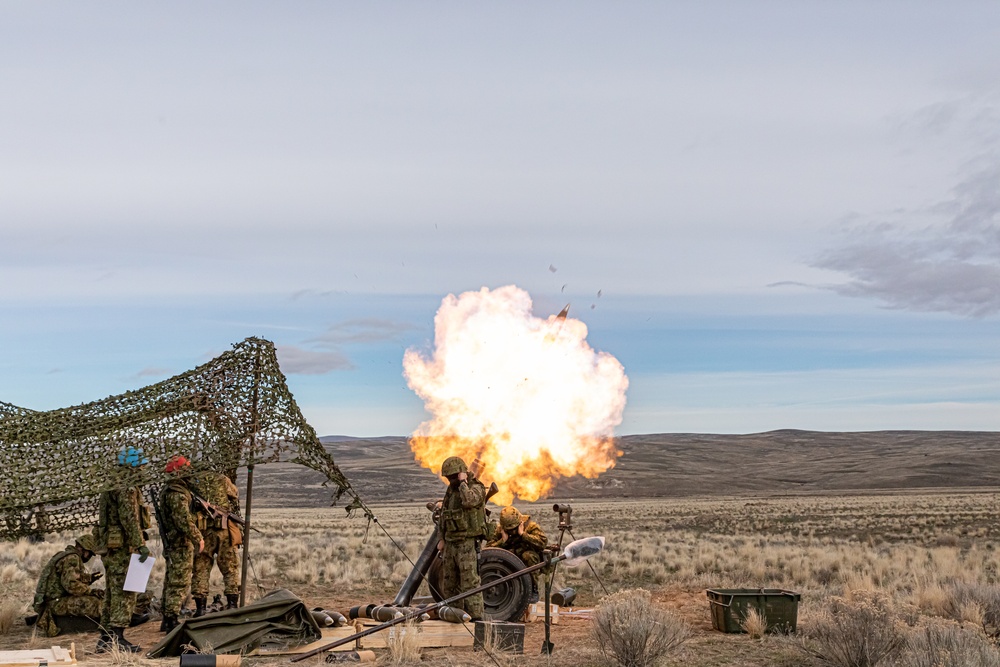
[556,304,570,320]
[549,264,558,273]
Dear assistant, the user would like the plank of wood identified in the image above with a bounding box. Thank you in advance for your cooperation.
[250,620,475,655]
[0,645,77,667]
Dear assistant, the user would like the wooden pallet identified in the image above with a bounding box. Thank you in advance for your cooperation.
[251,620,475,656]
[0,644,76,667]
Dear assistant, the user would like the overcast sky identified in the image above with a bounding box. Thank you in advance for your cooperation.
[3,2,1000,436]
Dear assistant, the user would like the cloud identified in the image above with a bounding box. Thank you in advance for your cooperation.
[308,318,418,346]
[130,367,173,380]
[811,159,1000,318]
[276,345,355,375]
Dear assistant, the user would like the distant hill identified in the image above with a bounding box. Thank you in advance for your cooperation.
[243,430,1000,507]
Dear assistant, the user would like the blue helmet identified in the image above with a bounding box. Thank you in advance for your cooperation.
[117,446,149,467]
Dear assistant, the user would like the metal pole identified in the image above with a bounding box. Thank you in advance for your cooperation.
[240,344,261,608]
[291,556,559,662]
[239,464,254,607]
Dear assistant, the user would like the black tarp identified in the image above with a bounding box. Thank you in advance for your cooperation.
[147,589,322,657]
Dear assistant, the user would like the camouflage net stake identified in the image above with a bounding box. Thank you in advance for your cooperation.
[0,337,367,540]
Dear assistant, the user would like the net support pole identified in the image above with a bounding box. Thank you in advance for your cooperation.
[239,463,255,607]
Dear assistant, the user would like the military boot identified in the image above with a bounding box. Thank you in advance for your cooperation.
[193,596,207,618]
[96,627,140,654]
[160,614,179,633]
[226,594,239,610]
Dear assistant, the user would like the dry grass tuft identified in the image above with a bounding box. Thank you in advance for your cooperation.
[740,606,768,639]
[0,598,24,636]
[381,619,421,665]
[592,588,689,667]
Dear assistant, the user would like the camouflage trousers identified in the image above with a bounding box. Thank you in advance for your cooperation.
[36,593,103,637]
[192,529,240,597]
[441,538,482,620]
[100,547,137,628]
[161,540,194,616]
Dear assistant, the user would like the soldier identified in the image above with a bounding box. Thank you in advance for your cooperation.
[30,533,104,637]
[437,456,488,621]
[95,446,152,654]
[158,455,204,632]
[190,470,242,613]
[487,506,548,602]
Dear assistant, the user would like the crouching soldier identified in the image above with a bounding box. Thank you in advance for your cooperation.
[30,533,104,637]
[487,506,548,602]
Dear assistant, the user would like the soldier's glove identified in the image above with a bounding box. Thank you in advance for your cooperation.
[90,572,103,584]
[137,545,151,563]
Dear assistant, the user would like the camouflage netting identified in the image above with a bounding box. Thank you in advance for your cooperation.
[0,337,365,540]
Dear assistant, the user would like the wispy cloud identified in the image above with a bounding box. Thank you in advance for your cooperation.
[812,161,1000,318]
[812,97,1000,318]
[309,318,418,347]
[276,345,355,375]
[129,367,173,381]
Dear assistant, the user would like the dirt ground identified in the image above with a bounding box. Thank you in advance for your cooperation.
[1,585,806,667]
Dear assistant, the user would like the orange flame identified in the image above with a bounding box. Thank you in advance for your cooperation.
[403,285,628,505]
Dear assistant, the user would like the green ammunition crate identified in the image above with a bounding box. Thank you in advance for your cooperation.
[706,588,801,634]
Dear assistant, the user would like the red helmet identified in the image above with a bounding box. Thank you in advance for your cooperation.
[165,455,192,474]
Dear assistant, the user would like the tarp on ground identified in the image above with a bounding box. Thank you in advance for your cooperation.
[147,588,322,657]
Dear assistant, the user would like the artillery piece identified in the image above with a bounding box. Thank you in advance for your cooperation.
[390,484,535,622]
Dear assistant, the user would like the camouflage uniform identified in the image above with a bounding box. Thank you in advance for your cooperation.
[190,472,242,600]
[438,474,488,620]
[97,487,151,628]
[32,542,103,637]
[158,478,202,617]
[486,516,548,589]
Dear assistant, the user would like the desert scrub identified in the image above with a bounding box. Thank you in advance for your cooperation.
[898,620,1000,667]
[795,590,907,667]
[592,588,688,667]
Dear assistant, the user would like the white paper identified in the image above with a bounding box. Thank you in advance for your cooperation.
[123,553,155,592]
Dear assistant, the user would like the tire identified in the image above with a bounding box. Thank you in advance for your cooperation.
[426,547,533,622]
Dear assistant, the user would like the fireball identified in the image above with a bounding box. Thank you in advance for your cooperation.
[403,285,628,504]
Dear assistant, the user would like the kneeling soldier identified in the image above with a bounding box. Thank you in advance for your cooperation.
[487,506,548,602]
[31,533,104,637]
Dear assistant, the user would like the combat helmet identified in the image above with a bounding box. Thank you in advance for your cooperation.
[499,506,527,531]
[441,456,468,477]
[76,533,99,554]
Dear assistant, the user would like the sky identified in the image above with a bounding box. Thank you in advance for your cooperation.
[2,2,1000,436]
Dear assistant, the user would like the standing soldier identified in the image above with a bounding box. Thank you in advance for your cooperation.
[486,506,548,602]
[437,456,488,621]
[31,533,104,637]
[96,446,152,654]
[158,456,204,632]
[190,470,242,613]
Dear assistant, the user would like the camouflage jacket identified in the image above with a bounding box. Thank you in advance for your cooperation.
[486,519,547,553]
[191,471,240,513]
[33,545,93,611]
[159,479,202,546]
[97,486,150,552]
[439,478,487,541]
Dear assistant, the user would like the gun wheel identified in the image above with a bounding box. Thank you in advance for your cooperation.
[426,547,532,622]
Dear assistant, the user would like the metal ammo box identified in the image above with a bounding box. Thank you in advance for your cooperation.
[706,588,801,633]
[473,621,525,653]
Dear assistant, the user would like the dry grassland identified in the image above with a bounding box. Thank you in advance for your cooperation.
[2,491,1000,666]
